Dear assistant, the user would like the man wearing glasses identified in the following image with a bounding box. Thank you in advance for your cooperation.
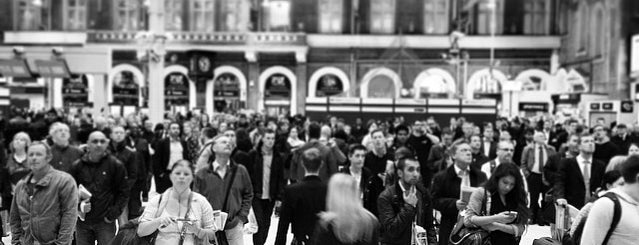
[69,131,129,245]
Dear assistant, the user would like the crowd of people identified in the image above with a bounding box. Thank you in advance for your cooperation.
[1,107,639,245]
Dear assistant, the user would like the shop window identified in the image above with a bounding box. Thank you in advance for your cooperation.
[114,0,141,31]
[165,0,183,31]
[64,0,87,30]
[219,0,250,31]
[14,0,50,30]
[423,0,449,34]
[319,0,343,33]
[370,0,395,34]
[476,0,503,35]
[523,0,549,35]
[190,0,215,32]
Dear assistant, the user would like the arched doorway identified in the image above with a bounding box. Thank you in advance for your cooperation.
[308,67,351,97]
[109,64,144,112]
[259,66,297,116]
[208,65,248,115]
[515,69,552,91]
[360,67,401,98]
[466,68,507,100]
[413,68,456,98]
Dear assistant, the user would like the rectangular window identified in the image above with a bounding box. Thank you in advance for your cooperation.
[190,0,215,32]
[265,0,291,31]
[165,0,183,31]
[523,0,549,35]
[370,0,395,34]
[114,0,140,31]
[318,0,343,33]
[64,0,87,30]
[14,0,51,30]
[424,0,449,34]
[476,0,503,35]
[219,0,249,32]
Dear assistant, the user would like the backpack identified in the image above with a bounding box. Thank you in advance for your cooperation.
[564,192,622,245]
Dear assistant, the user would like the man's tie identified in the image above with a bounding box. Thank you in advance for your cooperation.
[583,160,591,201]
[537,145,545,173]
[461,169,471,188]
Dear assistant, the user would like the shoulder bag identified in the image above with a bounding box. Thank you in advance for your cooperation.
[449,189,492,245]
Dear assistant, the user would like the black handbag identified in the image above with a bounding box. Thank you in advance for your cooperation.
[449,189,491,245]
[212,167,238,245]
[111,194,165,245]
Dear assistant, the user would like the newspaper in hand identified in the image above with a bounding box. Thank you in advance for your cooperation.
[460,186,478,203]
[212,210,228,231]
[78,185,92,221]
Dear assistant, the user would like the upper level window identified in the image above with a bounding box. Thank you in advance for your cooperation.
[165,0,183,31]
[523,0,549,35]
[14,0,50,30]
[219,0,250,32]
[319,0,343,33]
[476,0,503,35]
[264,0,291,31]
[423,0,449,34]
[370,0,395,34]
[114,0,141,31]
[190,0,214,32]
[575,3,589,54]
[64,0,87,30]
[591,5,605,57]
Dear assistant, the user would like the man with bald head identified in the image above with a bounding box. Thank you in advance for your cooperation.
[70,131,129,245]
[108,126,140,223]
[520,131,556,224]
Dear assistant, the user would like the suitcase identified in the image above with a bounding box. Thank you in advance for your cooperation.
[533,202,575,245]
[532,237,562,245]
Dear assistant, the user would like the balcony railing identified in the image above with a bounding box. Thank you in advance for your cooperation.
[87,31,306,46]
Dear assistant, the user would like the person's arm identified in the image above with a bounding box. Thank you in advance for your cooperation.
[431,174,458,216]
[554,159,568,203]
[580,197,615,245]
[53,176,79,245]
[106,161,131,222]
[274,188,292,245]
[125,152,138,191]
[190,199,218,241]
[425,133,440,145]
[377,191,416,233]
[9,184,24,244]
[137,195,163,236]
[237,167,254,224]
[520,147,530,173]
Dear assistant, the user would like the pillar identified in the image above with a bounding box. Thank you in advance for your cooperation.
[147,0,166,124]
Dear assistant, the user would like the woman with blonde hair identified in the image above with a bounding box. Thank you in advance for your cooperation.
[310,173,379,245]
[606,155,628,172]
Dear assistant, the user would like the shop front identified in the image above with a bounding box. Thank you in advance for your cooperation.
[164,72,191,115]
[259,66,297,117]
[360,67,401,98]
[209,65,248,114]
[308,67,350,98]
[109,64,142,116]
[62,74,92,113]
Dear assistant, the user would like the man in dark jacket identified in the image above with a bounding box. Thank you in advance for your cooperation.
[152,122,190,193]
[108,126,139,223]
[48,122,84,173]
[289,123,338,183]
[246,129,286,245]
[431,141,487,245]
[378,157,437,245]
[69,131,129,245]
[275,148,327,245]
[341,144,377,215]
[126,124,151,203]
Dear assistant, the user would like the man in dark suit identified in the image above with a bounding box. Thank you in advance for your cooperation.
[469,134,489,169]
[520,131,557,224]
[340,144,378,215]
[246,129,286,245]
[432,141,487,245]
[555,134,606,209]
[289,123,338,183]
[151,122,190,193]
[482,127,497,160]
[275,148,327,245]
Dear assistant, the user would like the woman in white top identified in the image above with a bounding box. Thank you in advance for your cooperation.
[361,120,378,151]
[287,126,305,150]
[138,160,218,245]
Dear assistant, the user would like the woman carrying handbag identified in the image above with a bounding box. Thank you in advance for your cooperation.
[138,160,219,244]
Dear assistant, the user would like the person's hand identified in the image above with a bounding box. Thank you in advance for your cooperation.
[522,168,530,178]
[183,221,200,233]
[493,211,516,224]
[403,186,418,207]
[556,198,568,206]
[455,200,467,210]
[156,216,175,228]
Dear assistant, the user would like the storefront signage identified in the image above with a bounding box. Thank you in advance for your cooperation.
[213,73,240,98]
[316,74,343,97]
[112,70,139,106]
[34,60,72,78]
[164,72,190,107]
[264,73,291,99]
[622,101,634,113]
[552,94,580,104]
[602,103,614,110]
[590,103,600,110]
[0,59,33,78]
[519,102,548,112]
[62,74,89,107]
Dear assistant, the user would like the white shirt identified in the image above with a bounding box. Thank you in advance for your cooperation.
[576,155,593,178]
[454,164,471,189]
[167,139,184,170]
[481,158,502,179]
[212,160,228,179]
[261,153,273,199]
[532,144,548,174]
[483,141,492,158]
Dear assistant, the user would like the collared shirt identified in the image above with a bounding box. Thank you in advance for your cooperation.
[576,155,593,178]
[261,153,273,199]
[212,160,228,178]
[481,158,501,179]
[483,140,491,157]
[532,144,548,174]
[167,139,184,170]
[454,164,471,190]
